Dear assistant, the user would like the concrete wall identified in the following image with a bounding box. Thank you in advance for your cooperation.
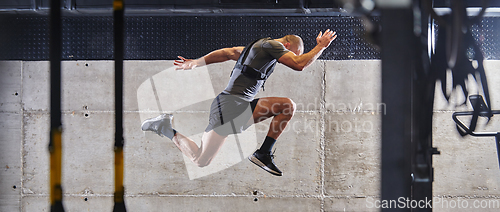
[0,60,499,211]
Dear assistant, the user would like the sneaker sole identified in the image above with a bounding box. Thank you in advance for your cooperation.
[248,155,282,176]
[141,119,161,135]
[140,121,151,132]
[141,116,161,131]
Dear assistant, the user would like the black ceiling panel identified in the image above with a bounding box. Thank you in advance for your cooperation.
[0,15,378,60]
[1,14,499,61]
[0,0,32,9]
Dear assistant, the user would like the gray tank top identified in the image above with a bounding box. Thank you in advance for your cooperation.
[222,38,290,101]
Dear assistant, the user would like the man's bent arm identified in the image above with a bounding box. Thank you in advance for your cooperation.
[279,45,327,71]
[278,30,337,71]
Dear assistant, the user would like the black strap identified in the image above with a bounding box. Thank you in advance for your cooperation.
[230,38,275,92]
[238,38,262,67]
[241,65,266,80]
[231,38,262,77]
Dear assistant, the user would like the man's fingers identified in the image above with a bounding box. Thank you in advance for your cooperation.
[319,29,336,39]
[331,34,337,41]
[323,30,336,40]
[175,65,189,70]
[176,66,195,70]
[327,30,334,37]
[330,31,337,39]
[174,60,196,70]
[174,56,192,67]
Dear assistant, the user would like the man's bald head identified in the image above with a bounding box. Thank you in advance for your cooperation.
[281,35,304,56]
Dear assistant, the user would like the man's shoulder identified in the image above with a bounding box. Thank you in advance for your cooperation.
[260,37,277,44]
[259,38,285,50]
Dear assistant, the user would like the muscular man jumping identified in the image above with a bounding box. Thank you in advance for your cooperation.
[142,29,337,176]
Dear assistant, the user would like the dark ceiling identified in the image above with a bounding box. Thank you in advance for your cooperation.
[1,0,498,12]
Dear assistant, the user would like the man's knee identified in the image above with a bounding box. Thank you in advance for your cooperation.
[283,98,296,116]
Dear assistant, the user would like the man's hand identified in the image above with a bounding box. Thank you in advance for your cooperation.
[316,29,337,48]
[174,56,206,70]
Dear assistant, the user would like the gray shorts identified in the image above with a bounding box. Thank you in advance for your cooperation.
[205,93,259,136]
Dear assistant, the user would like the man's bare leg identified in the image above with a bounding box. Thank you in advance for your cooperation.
[248,97,296,176]
[142,114,227,167]
[172,130,227,167]
[252,97,296,140]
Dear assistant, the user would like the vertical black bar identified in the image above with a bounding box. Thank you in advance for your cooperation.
[50,0,61,134]
[113,0,126,211]
[411,1,435,210]
[496,135,500,170]
[49,0,65,211]
[381,7,413,211]
[411,60,435,212]
[114,3,124,143]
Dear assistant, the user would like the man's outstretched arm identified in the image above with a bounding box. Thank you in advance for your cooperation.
[174,46,244,70]
[278,29,337,71]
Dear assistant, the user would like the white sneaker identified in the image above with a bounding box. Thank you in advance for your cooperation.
[141,114,173,137]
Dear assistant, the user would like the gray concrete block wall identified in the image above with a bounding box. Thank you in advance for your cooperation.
[0,59,499,211]
[0,61,22,212]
